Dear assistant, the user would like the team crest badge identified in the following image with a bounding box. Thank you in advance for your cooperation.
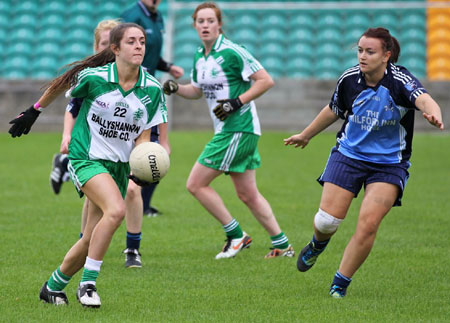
[134,108,144,122]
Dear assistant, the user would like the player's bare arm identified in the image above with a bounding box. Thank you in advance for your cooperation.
[415,93,444,130]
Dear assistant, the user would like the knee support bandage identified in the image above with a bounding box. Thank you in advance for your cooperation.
[314,208,342,234]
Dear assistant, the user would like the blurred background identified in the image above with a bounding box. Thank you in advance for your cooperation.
[0,0,449,132]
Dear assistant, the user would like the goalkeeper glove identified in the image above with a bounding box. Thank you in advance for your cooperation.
[163,80,178,95]
[213,98,243,121]
[8,106,41,138]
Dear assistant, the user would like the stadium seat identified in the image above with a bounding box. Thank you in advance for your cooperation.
[400,11,425,29]
[343,10,371,30]
[3,68,29,79]
[287,42,314,59]
[317,12,342,30]
[175,9,194,31]
[67,15,97,31]
[233,13,260,31]
[399,28,426,43]
[401,42,426,59]
[0,1,11,15]
[11,14,36,29]
[62,43,92,60]
[34,42,62,58]
[372,11,398,34]
[11,1,37,15]
[232,29,259,46]
[174,28,201,44]
[39,14,66,29]
[264,12,286,31]
[38,28,64,42]
[317,29,343,45]
[97,2,122,17]
[260,28,286,45]
[398,57,425,78]
[32,69,59,80]
[288,29,314,45]
[258,43,285,59]
[65,28,93,44]
[317,43,342,59]
[315,57,342,79]
[428,28,450,43]
[342,28,366,48]
[286,57,313,76]
[174,42,200,60]
[428,43,450,58]
[260,57,284,78]
[288,11,314,30]
[427,11,450,30]
[4,56,30,71]
[67,1,95,16]
[173,57,194,78]
[342,57,359,69]
[41,1,66,15]
[9,28,35,43]
[5,42,33,58]
[31,56,60,72]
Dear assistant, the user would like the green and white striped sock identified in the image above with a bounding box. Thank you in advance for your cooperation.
[47,267,72,291]
[270,232,289,250]
[223,218,243,239]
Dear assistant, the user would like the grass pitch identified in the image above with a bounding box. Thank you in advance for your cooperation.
[0,131,449,322]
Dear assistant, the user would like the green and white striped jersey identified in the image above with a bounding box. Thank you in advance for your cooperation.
[66,62,167,162]
[191,34,263,135]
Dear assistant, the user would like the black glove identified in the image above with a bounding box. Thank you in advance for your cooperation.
[8,106,41,138]
[127,174,158,187]
[213,98,243,121]
[163,80,178,95]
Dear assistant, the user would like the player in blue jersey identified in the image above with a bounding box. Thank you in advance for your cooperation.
[121,0,184,220]
[285,27,444,298]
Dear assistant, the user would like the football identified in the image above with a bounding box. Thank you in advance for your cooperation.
[129,142,170,183]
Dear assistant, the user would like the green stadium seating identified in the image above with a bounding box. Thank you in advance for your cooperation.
[287,43,314,59]
[401,42,426,59]
[39,14,66,29]
[398,57,425,78]
[287,57,313,77]
[288,29,314,45]
[232,29,259,46]
[38,28,64,42]
[65,28,93,44]
[9,28,35,42]
[260,57,284,78]
[289,11,314,30]
[258,43,285,59]
[174,42,200,60]
[12,14,36,29]
[260,29,286,45]
[343,11,371,30]
[97,2,122,17]
[342,27,366,47]
[372,11,399,34]
[400,28,426,43]
[67,15,97,31]
[0,1,11,15]
[317,29,343,45]
[12,1,37,15]
[317,12,342,30]
[174,29,199,44]
[233,13,260,30]
[62,43,92,60]
[315,57,342,79]
[6,42,33,58]
[41,2,66,15]
[264,12,286,31]
[317,43,342,59]
[68,1,95,16]
[34,42,62,58]
[401,11,426,29]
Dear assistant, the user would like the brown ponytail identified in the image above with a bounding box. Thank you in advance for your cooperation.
[361,27,401,63]
[45,23,145,96]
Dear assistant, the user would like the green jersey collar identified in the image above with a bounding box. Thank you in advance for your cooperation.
[200,34,224,56]
[107,62,146,88]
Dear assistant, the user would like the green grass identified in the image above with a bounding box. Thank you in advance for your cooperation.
[0,131,449,322]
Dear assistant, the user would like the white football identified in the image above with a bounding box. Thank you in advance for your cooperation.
[129,142,170,183]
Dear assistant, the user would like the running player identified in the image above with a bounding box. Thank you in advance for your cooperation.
[9,23,168,307]
[285,27,444,298]
[163,2,294,259]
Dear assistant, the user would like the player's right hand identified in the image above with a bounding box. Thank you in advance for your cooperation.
[8,106,41,138]
[163,80,178,95]
[283,133,310,149]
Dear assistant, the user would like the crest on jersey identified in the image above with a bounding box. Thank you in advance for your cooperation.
[404,80,417,92]
[211,68,219,78]
[134,108,144,122]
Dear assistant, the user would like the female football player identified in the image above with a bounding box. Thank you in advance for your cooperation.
[163,2,294,259]
[9,23,168,307]
[285,27,444,298]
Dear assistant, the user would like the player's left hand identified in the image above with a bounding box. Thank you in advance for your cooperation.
[127,174,157,187]
[422,112,444,130]
[284,133,310,149]
[213,98,243,121]
[8,106,41,138]
[169,65,184,79]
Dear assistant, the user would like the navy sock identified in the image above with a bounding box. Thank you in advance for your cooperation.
[141,183,158,212]
[126,232,142,250]
[312,235,330,250]
[332,271,352,288]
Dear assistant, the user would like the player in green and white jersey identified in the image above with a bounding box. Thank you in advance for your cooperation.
[163,2,294,259]
[9,23,168,308]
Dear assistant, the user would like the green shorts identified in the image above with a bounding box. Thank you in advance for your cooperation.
[68,159,130,198]
[198,132,261,173]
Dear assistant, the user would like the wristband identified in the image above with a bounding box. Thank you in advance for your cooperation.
[33,102,44,112]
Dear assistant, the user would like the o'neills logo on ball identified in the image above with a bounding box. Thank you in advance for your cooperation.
[148,154,161,181]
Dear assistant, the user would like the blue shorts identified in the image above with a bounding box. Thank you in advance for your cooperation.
[317,148,410,206]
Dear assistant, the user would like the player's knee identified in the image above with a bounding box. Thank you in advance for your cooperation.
[126,183,141,200]
[314,208,342,234]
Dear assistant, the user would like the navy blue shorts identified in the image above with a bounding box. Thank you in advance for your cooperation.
[317,148,410,206]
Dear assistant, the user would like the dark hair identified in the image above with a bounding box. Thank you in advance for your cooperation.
[361,27,401,63]
[192,2,224,34]
[45,23,145,95]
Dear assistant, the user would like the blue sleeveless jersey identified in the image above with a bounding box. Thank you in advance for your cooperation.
[329,63,427,164]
